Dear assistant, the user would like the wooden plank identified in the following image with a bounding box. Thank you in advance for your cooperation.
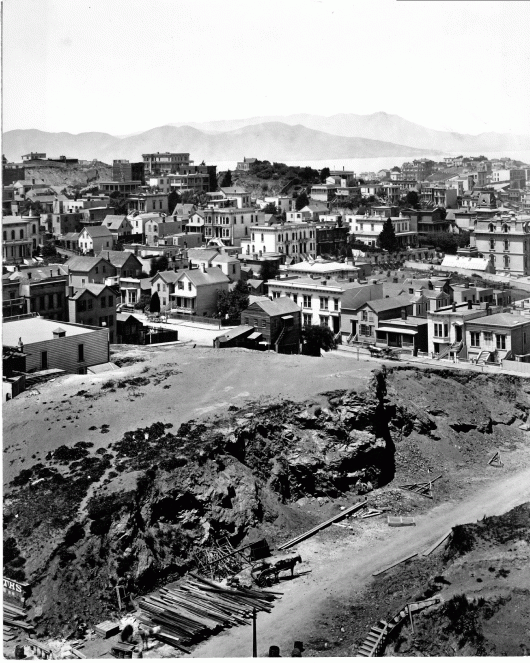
[421,529,452,556]
[373,552,418,576]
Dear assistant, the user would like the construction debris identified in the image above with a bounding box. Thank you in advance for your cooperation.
[373,551,418,577]
[137,574,281,652]
[398,474,442,499]
[387,516,416,527]
[94,620,120,639]
[278,500,367,550]
[422,529,452,556]
[488,451,504,467]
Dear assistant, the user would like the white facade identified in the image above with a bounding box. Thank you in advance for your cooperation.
[240,222,316,258]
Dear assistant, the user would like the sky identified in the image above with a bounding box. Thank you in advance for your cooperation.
[3,0,530,137]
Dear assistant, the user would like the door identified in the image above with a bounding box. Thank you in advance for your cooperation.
[455,325,462,342]
[333,316,340,334]
[41,351,48,370]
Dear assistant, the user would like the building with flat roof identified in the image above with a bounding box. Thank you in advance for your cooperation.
[3,315,110,374]
[142,152,191,174]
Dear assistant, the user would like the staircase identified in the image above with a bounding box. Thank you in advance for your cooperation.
[476,350,492,365]
[274,325,287,352]
[357,597,441,657]
[437,345,451,360]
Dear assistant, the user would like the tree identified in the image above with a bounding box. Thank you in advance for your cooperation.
[217,280,249,319]
[301,325,337,357]
[167,190,181,213]
[295,191,309,211]
[377,217,398,253]
[108,190,128,215]
[149,255,169,276]
[149,291,160,314]
[220,170,232,187]
[319,167,330,182]
[259,260,280,282]
[405,190,420,209]
[42,240,57,259]
[134,294,151,311]
[262,202,279,215]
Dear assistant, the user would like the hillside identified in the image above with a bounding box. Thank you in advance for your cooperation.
[22,163,113,189]
[3,122,438,165]
[173,112,530,153]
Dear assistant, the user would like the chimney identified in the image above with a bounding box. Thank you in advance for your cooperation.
[17,337,24,353]
[468,299,473,309]
[401,308,407,320]
[322,280,327,286]
[452,302,456,312]
[27,272,32,279]
[201,263,207,273]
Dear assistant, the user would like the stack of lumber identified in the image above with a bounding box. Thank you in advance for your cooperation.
[138,574,281,652]
[3,601,31,632]
[94,620,120,639]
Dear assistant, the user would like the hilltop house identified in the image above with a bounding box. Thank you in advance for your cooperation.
[78,226,113,254]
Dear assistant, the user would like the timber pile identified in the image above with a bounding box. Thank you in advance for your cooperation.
[3,601,31,633]
[138,574,281,652]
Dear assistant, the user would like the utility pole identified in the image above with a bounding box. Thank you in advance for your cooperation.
[252,608,257,657]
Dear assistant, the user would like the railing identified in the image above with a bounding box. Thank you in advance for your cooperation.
[167,310,224,327]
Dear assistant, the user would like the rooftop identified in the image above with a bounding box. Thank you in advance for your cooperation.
[251,297,301,317]
[467,312,530,328]
[3,317,100,346]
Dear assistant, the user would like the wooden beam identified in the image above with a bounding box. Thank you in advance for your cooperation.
[373,552,418,576]
[421,529,452,556]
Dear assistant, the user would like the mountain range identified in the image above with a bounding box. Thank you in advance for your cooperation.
[4,112,530,166]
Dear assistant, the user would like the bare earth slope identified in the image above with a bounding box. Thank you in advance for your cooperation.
[3,348,530,655]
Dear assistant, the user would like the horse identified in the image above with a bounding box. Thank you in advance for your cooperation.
[137,625,161,649]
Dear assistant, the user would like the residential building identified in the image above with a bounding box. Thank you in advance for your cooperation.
[169,172,210,193]
[241,221,316,258]
[190,207,259,245]
[315,224,348,256]
[150,266,230,315]
[101,214,134,244]
[82,206,116,225]
[99,181,142,194]
[62,232,80,251]
[142,152,191,175]
[401,160,434,181]
[352,295,427,345]
[68,284,117,343]
[97,250,143,280]
[263,195,295,213]
[50,211,84,237]
[236,157,257,172]
[187,248,241,282]
[2,211,42,264]
[283,259,368,281]
[404,208,450,235]
[116,312,145,344]
[241,298,302,354]
[220,187,252,209]
[466,311,530,362]
[267,276,354,334]
[373,311,429,354]
[64,255,116,290]
[3,314,110,374]
[113,160,145,184]
[3,265,69,321]
[310,184,336,202]
[144,216,184,245]
[339,282,384,343]
[346,207,417,248]
[126,192,168,214]
[77,225,114,254]
[471,210,530,275]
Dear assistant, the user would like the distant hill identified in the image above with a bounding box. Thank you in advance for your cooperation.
[3,122,438,165]
[172,112,530,153]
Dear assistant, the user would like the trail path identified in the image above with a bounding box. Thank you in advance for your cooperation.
[190,463,530,658]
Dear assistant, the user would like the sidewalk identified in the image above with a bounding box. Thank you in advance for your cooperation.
[135,313,234,346]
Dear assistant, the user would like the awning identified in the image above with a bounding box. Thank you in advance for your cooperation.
[376,327,418,335]
[248,332,263,340]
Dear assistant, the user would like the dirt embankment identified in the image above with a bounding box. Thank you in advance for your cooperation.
[3,364,530,642]
[24,163,112,189]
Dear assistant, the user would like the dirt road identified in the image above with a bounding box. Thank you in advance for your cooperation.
[189,462,530,658]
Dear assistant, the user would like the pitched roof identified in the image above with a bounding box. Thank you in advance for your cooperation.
[8,265,68,283]
[366,295,414,313]
[102,215,128,230]
[467,312,530,328]
[63,232,80,241]
[212,254,237,264]
[116,312,142,323]
[65,255,111,271]
[250,297,301,317]
[341,284,382,310]
[69,284,112,299]
[188,249,220,263]
[97,250,141,268]
[81,225,113,238]
[183,267,230,287]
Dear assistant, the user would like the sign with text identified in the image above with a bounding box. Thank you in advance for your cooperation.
[3,577,30,607]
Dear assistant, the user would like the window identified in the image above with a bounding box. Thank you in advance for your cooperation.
[319,297,329,310]
[504,240,509,251]
[95,266,99,274]
[244,317,249,325]
[88,298,93,310]
[20,229,24,239]
[320,315,329,327]
[262,319,266,327]
[108,295,113,307]
[178,281,184,290]
[188,282,192,291]
[303,313,312,326]
[77,300,87,312]
[490,239,495,250]
[361,310,368,321]
[40,295,45,309]
[292,294,298,304]
[101,296,106,308]
[78,344,85,362]
[41,351,48,370]
[334,298,339,311]
[303,295,311,308]
[470,331,480,347]
[496,334,506,350]
[11,230,15,240]
[483,331,493,342]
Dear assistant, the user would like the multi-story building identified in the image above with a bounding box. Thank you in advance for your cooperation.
[310,184,336,202]
[240,221,316,258]
[2,211,42,264]
[241,298,302,354]
[189,207,259,246]
[315,224,348,256]
[401,159,434,181]
[99,181,142,195]
[112,160,145,184]
[78,225,114,254]
[427,301,496,358]
[150,266,229,316]
[65,255,116,290]
[169,172,210,193]
[50,211,84,237]
[68,284,117,343]
[346,207,417,248]
[471,210,530,275]
[142,152,190,175]
[126,192,168,214]
[267,275,362,334]
[284,258,370,281]
[144,216,184,245]
[219,187,252,209]
[236,157,257,172]
[466,311,530,362]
